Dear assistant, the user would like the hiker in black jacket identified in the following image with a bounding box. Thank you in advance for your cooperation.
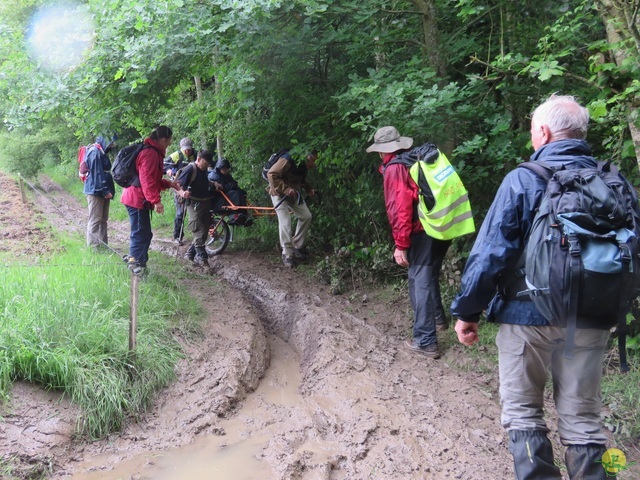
[178,149,214,267]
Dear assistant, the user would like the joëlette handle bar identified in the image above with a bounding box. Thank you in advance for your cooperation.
[216,190,288,215]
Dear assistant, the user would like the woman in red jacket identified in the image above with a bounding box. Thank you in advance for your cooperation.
[121,126,182,274]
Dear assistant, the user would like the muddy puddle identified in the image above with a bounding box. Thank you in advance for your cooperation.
[71,334,335,479]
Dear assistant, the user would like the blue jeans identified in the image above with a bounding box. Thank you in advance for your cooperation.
[407,231,451,347]
[126,206,153,266]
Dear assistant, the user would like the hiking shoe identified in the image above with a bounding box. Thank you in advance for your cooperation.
[194,256,209,267]
[283,255,295,268]
[435,318,449,332]
[293,247,309,261]
[124,255,144,274]
[404,340,442,359]
[173,237,184,246]
[127,261,145,276]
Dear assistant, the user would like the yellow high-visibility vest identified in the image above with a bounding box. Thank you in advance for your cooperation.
[409,150,475,240]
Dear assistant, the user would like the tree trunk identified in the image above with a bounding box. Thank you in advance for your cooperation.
[215,74,223,159]
[598,0,640,170]
[410,0,447,79]
[193,75,205,150]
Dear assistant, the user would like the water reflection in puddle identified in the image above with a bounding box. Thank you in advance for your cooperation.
[139,435,270,480]
[72,335,301,479]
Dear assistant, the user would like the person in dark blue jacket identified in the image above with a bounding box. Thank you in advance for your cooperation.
[209,157,250,225]
[451,95,621,480]
[83,135,116,248]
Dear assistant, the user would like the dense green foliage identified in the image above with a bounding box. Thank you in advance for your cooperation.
[1,0,639,249]
[0,239,203,437]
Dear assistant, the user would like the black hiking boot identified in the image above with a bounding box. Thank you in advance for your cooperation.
[194,247,209,267]
[509,430,562,480]
[293,246,309,261]
[184,244,196,261]
[282,255,295,268]
[565,444,609,479]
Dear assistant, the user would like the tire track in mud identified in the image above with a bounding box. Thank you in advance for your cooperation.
[212,256,513,479]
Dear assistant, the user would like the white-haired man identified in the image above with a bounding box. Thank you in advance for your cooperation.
[451,95,628,479]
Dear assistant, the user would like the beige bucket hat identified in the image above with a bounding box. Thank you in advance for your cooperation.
[366,126,413,153]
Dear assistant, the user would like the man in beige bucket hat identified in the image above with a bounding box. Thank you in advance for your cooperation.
[366,126,413,153]
[367,126,451,359]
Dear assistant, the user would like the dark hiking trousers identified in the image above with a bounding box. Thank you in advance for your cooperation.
[407,230,451,347]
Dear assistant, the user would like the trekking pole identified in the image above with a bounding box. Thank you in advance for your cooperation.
[178,186,191,245]
[178,202,187,243]
[172,188,189,259]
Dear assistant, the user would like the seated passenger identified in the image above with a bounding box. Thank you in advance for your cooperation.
[208,158,251,225]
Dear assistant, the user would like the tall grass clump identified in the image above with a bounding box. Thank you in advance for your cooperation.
[601,358,640,440]
[0,238,203,438]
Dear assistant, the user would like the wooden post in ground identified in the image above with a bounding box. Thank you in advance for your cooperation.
[19,177,26,203]
[129,272,139,357]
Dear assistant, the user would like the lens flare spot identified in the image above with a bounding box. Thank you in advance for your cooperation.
[26,2,95,72]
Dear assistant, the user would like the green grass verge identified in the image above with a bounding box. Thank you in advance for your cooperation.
[601,352,640,441]
[0,235,204,438]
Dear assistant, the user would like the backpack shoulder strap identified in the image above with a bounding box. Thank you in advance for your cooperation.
[517,161,555,182]
[177,162,198,185]
[382,155,412,173]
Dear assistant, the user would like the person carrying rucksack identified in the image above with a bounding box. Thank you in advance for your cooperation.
[177,149,215,267]
[121,126,183,275]
[267,149,318,268]
[164,137,196,245]
[367,127,453,359]
[451,94,640,479]
[83,135,116,249]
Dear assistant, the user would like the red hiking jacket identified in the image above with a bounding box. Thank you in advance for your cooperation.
[121,138,173,209]
[379,152,423,250]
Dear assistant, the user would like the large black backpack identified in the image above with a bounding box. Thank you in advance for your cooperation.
[518,160,640,371]
[261,149,292,181]
[112,143,149,188]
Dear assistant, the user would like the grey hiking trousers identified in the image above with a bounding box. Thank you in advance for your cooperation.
[497,323,610,445]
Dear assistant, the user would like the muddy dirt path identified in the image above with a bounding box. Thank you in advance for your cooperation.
[2,174,518,479]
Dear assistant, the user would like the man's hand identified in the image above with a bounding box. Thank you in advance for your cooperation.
[214,181,223,191]
[181,189,190,199]
[154,202,165,214]
[286,188,298,199]
[454,319,480,346]
[105,193,113,200]
[393,248,409,267]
